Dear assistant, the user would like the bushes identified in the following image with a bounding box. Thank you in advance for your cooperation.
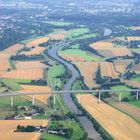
[122,97,129,102]
[10,54,45,61]
[16,125,36,132]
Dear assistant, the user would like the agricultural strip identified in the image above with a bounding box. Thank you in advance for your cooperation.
[0,120,48,140]
[76,94,140,140]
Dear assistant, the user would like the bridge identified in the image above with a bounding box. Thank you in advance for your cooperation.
[0,89,140,107]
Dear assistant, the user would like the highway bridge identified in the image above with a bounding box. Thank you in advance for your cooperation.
[0,89,140,107]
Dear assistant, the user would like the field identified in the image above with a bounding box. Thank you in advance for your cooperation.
[110,85,140,108]
[15,61,47,70]
[26,37,49,47]
[46,21,73,26]
[20,47,45,55]
[109,101,140,122]
[127,36,140,41]
[130,77,140,82]
[90,41,132,57]
[2,44,24,55]
[73,62,118,88]
[0,78,22,91]
[76,94,140,140]
[49,33,65,40]
[99,62,119,78]
[0,69,43,80]
[18,85,51,104]
[66,28,90,39]
[73,62,99,88]
[0,96,32,119]
[0,44,24,71]
[0,120,48,140]
[59,49,94,61]
[130,64,140,74]
[113,59,133,74]
[129,26,140,30]
[74,33,97,40]
[42,121,85,140]
[48,65,65,88]
[125,80,140,89]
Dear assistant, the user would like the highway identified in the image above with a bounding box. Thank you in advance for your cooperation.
[0,89,140,97]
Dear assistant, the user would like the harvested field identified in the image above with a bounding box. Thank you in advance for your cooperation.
[99,48,132,57]
[59,49,94,61]
[0,59,11,71]
[0,44,24,71]
[49,34,65,40]
[113,59,133,74]
[20,47,45,55]
[90,41,114,49]
[27,37,49,46]
[99,62,119,78]
[60,54,86,62]
[130,64,140,74]
[0,119,48,140]
[15,61,47,69]
[2,44,24,55]
[127,36,140,41]
[73,62,119,88]
[77,94,140,140]
[130,26,140,30]
[111,101,140,122]
[125,80,140,88]
[90,41,132,57]
[73,62,99,88]
[1,69,43,80]
[18,85,51,104]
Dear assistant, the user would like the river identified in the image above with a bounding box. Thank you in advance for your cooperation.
[48,45,102,140]
[104,28,112,36]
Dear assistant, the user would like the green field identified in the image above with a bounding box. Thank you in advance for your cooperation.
[42,133,68,140]
[66,28,90,39]
[69,44,80,49]
[42,121,85,140]
[56,94,69,114]
[50,93,69,115]
[110,85,140,108]
[9,59,16,70]
[0,96,32,108]
[130,77,140,82]
[72,80,84,91]
[0,78,32,91]
[0,78,22,91]
[48,65,65,89]
[74,33,97,40]
[0,96,32,119]
[130,48,140,53]
[46,21,73,26]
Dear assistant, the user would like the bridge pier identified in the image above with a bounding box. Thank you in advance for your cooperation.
[78,93,80,103]
[32,96,35,106]
[119,92,122,102]
[98,92,101,103]
[11,96,13,107]
[53,94,56,105]
[136,91,139,100]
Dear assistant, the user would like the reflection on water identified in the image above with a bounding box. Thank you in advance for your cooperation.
[104,28,112,36]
